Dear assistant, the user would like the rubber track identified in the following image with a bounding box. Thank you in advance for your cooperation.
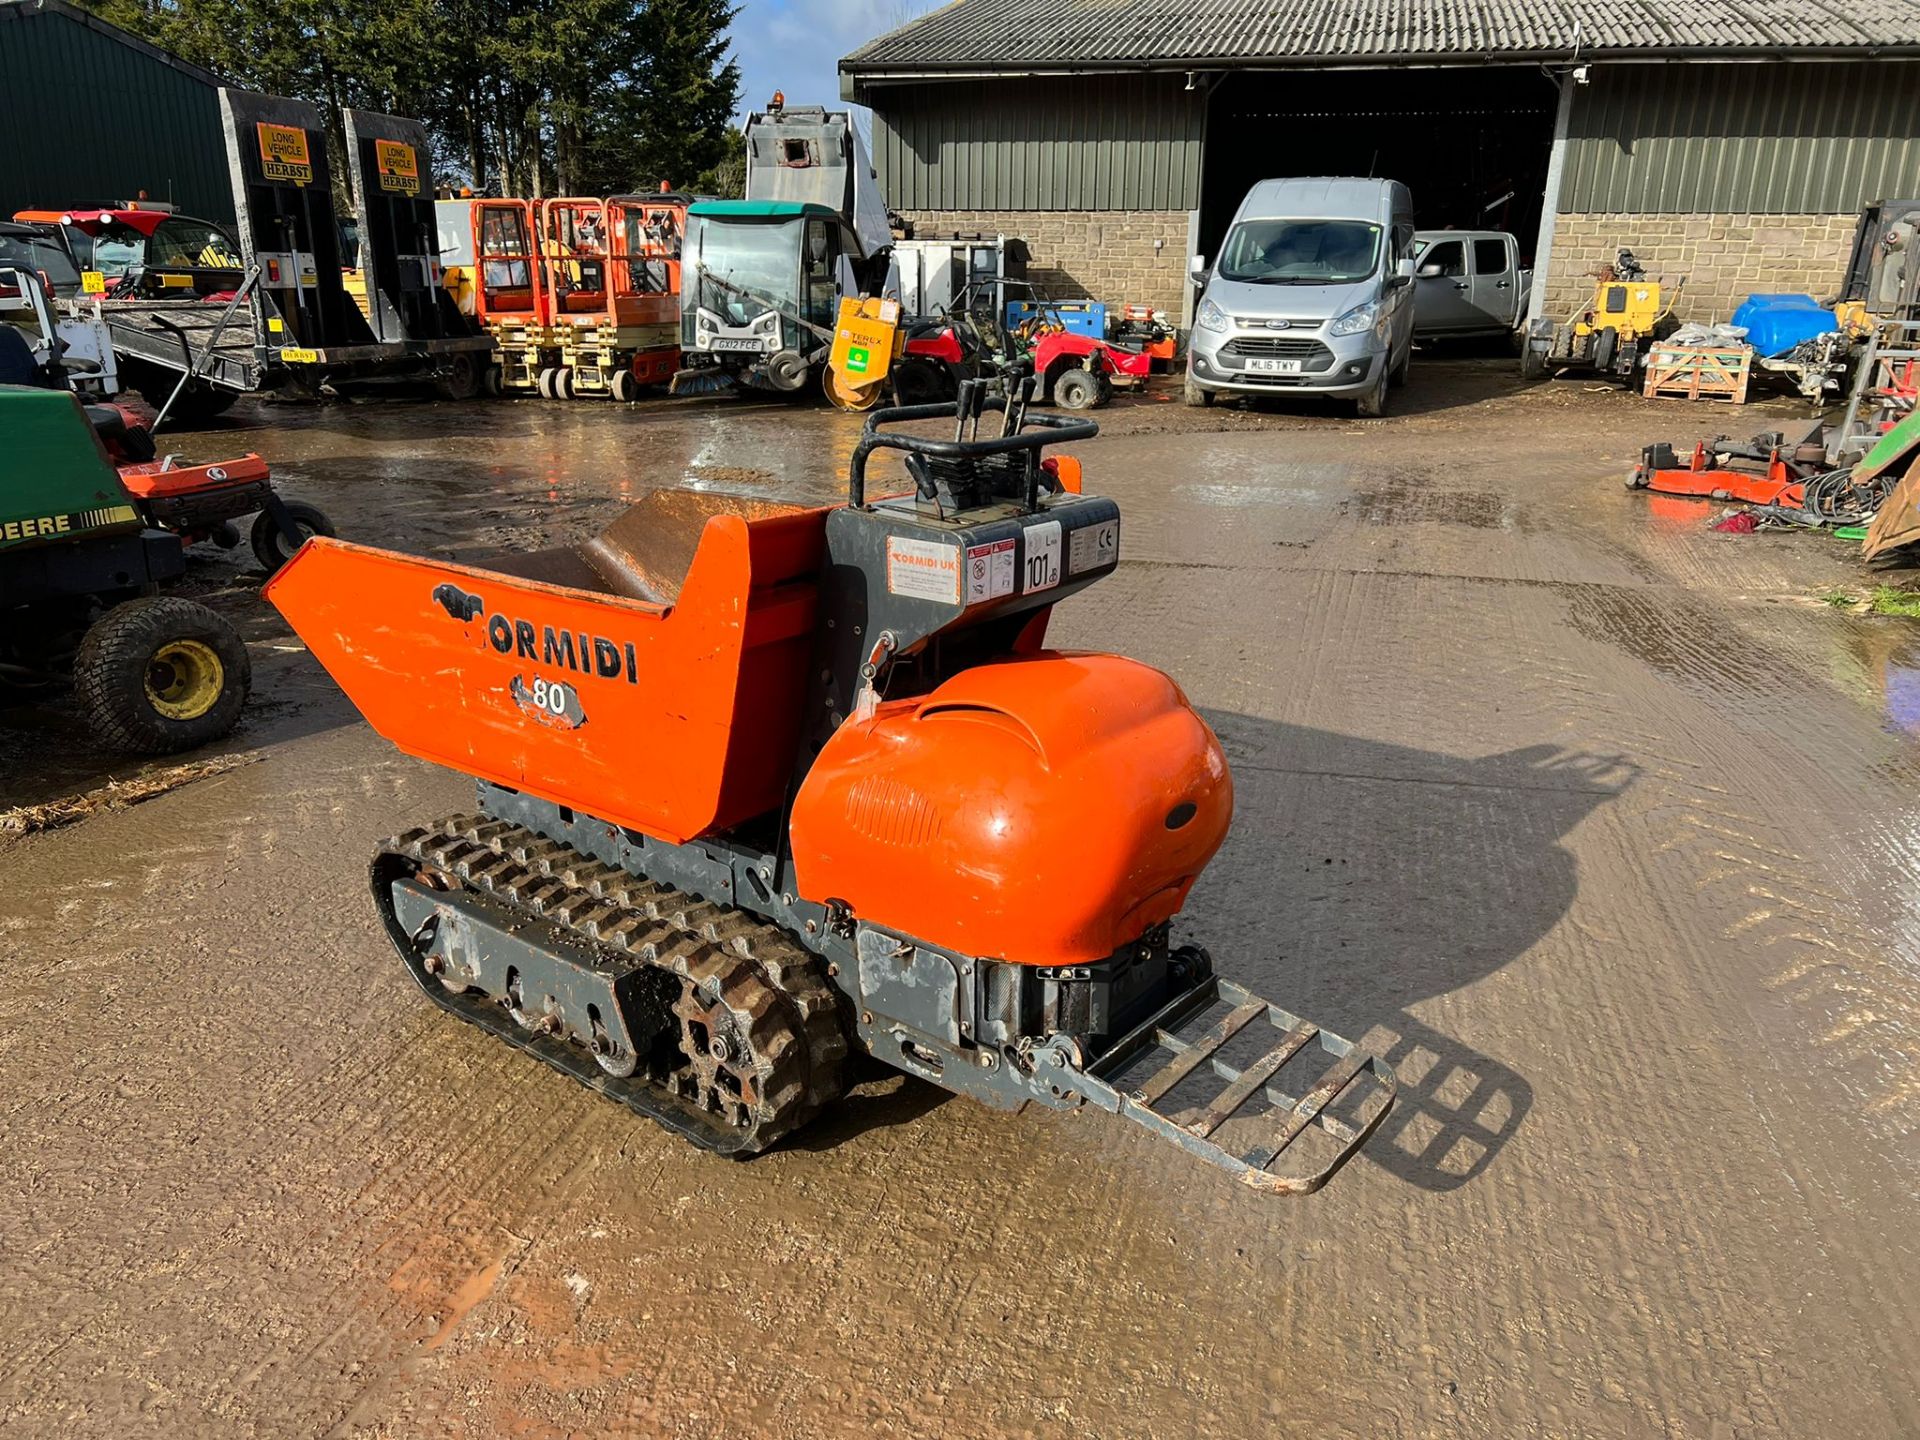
[374,814,848,1156]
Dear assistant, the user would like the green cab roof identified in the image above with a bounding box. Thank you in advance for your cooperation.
[688,200,838,220]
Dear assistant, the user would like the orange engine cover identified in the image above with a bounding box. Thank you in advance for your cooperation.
[790,653,1232,967]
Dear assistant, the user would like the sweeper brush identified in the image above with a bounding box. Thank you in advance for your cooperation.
[266,382,1395,1195]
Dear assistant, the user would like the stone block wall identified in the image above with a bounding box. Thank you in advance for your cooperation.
[1543,212,1860,324]
[898,209,1191,320]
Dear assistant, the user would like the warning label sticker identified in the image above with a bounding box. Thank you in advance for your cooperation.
[965,538,1016,604]
[886,535,961,603]
[375,139,421,196]
[1068,518,1119,575]
[256,122,313,185]
[1023,520,1062,593]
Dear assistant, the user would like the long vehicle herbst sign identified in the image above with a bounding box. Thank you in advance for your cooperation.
[256,123,314,185]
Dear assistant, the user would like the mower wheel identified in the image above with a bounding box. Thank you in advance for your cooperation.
[1183,375,1215,408]
[74,596,250,754]
[1053,367,1103,410]
[250,500,335,574]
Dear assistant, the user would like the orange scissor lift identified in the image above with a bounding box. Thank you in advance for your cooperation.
[537,194,684,401]
[470,198,550,395]
[265,381,1397,1196]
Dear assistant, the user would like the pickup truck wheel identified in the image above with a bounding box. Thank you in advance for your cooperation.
[1183,375,1215,408]
[1390,342,1411,388]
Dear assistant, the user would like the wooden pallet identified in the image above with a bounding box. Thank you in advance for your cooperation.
[1643,343,1752,404]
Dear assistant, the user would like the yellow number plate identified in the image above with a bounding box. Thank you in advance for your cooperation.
[80,271,106,295]
[279,347,319,364]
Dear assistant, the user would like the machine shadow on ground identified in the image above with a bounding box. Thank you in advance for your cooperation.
[1198,712,1638,1191]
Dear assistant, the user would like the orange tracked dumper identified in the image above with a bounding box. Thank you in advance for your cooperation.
[266,383,1395,1193]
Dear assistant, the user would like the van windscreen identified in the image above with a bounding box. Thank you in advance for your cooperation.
[1219,220,1381,285]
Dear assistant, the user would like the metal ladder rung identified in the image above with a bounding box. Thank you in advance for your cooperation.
[1243,1051,1368,1171]
[1185,1021,1319,1139]
[1132,997,1265,1105]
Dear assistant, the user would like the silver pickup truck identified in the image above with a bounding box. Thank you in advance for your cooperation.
[1412,230,1533,343]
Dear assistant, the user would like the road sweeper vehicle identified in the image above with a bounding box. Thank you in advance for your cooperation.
[266,383,1395,1194]
[673,96,896,398]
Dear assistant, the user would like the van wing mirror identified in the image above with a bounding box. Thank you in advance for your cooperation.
[1188,254,1208,282]
[1403,257,1424,279]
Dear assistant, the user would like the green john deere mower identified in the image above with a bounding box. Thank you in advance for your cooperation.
[1,385,249,753]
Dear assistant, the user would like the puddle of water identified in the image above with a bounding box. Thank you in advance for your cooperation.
[1834,621,1920,739]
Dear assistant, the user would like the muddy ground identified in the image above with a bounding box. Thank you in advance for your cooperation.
[3,360,1918,1437]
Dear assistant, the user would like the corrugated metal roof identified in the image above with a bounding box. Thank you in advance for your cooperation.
[845,0,1920,73]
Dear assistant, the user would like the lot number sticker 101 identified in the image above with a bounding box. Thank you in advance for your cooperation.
[1024,521,1062,592]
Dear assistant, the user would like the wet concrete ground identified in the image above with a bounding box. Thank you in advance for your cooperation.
[4,362,1919,1436]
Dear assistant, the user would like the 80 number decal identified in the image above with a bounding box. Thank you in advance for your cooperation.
[510,673,586,728]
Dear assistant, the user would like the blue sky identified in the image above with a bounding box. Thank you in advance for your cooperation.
[730,0,940,117]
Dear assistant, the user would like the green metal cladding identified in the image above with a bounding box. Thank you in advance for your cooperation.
[1561,62,1920,215]
[871,73,1205,213]
[0,1,231,222]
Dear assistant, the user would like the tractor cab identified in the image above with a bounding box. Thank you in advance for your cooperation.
[679,200,859,392]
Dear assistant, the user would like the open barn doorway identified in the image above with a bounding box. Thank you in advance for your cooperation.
[1199,67,1559,268]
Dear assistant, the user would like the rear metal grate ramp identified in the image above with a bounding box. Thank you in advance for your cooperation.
[1077,977,1396,1195]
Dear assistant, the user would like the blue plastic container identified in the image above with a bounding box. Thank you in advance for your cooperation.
[1731,294,1836,357]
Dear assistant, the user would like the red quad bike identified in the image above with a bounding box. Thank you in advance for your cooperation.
[89,405,333,573]
[891,279,1153,411]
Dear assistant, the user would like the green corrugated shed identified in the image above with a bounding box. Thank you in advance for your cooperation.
[1562,62,1920,215]
[872,74,1204,213]
[0,0,231,222]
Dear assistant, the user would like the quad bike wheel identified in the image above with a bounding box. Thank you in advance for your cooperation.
[890,359,954,406]
[73,596,251,754]
[1183,374,1215,408]
[251,500,335,574]
[1053,367,1104,411]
